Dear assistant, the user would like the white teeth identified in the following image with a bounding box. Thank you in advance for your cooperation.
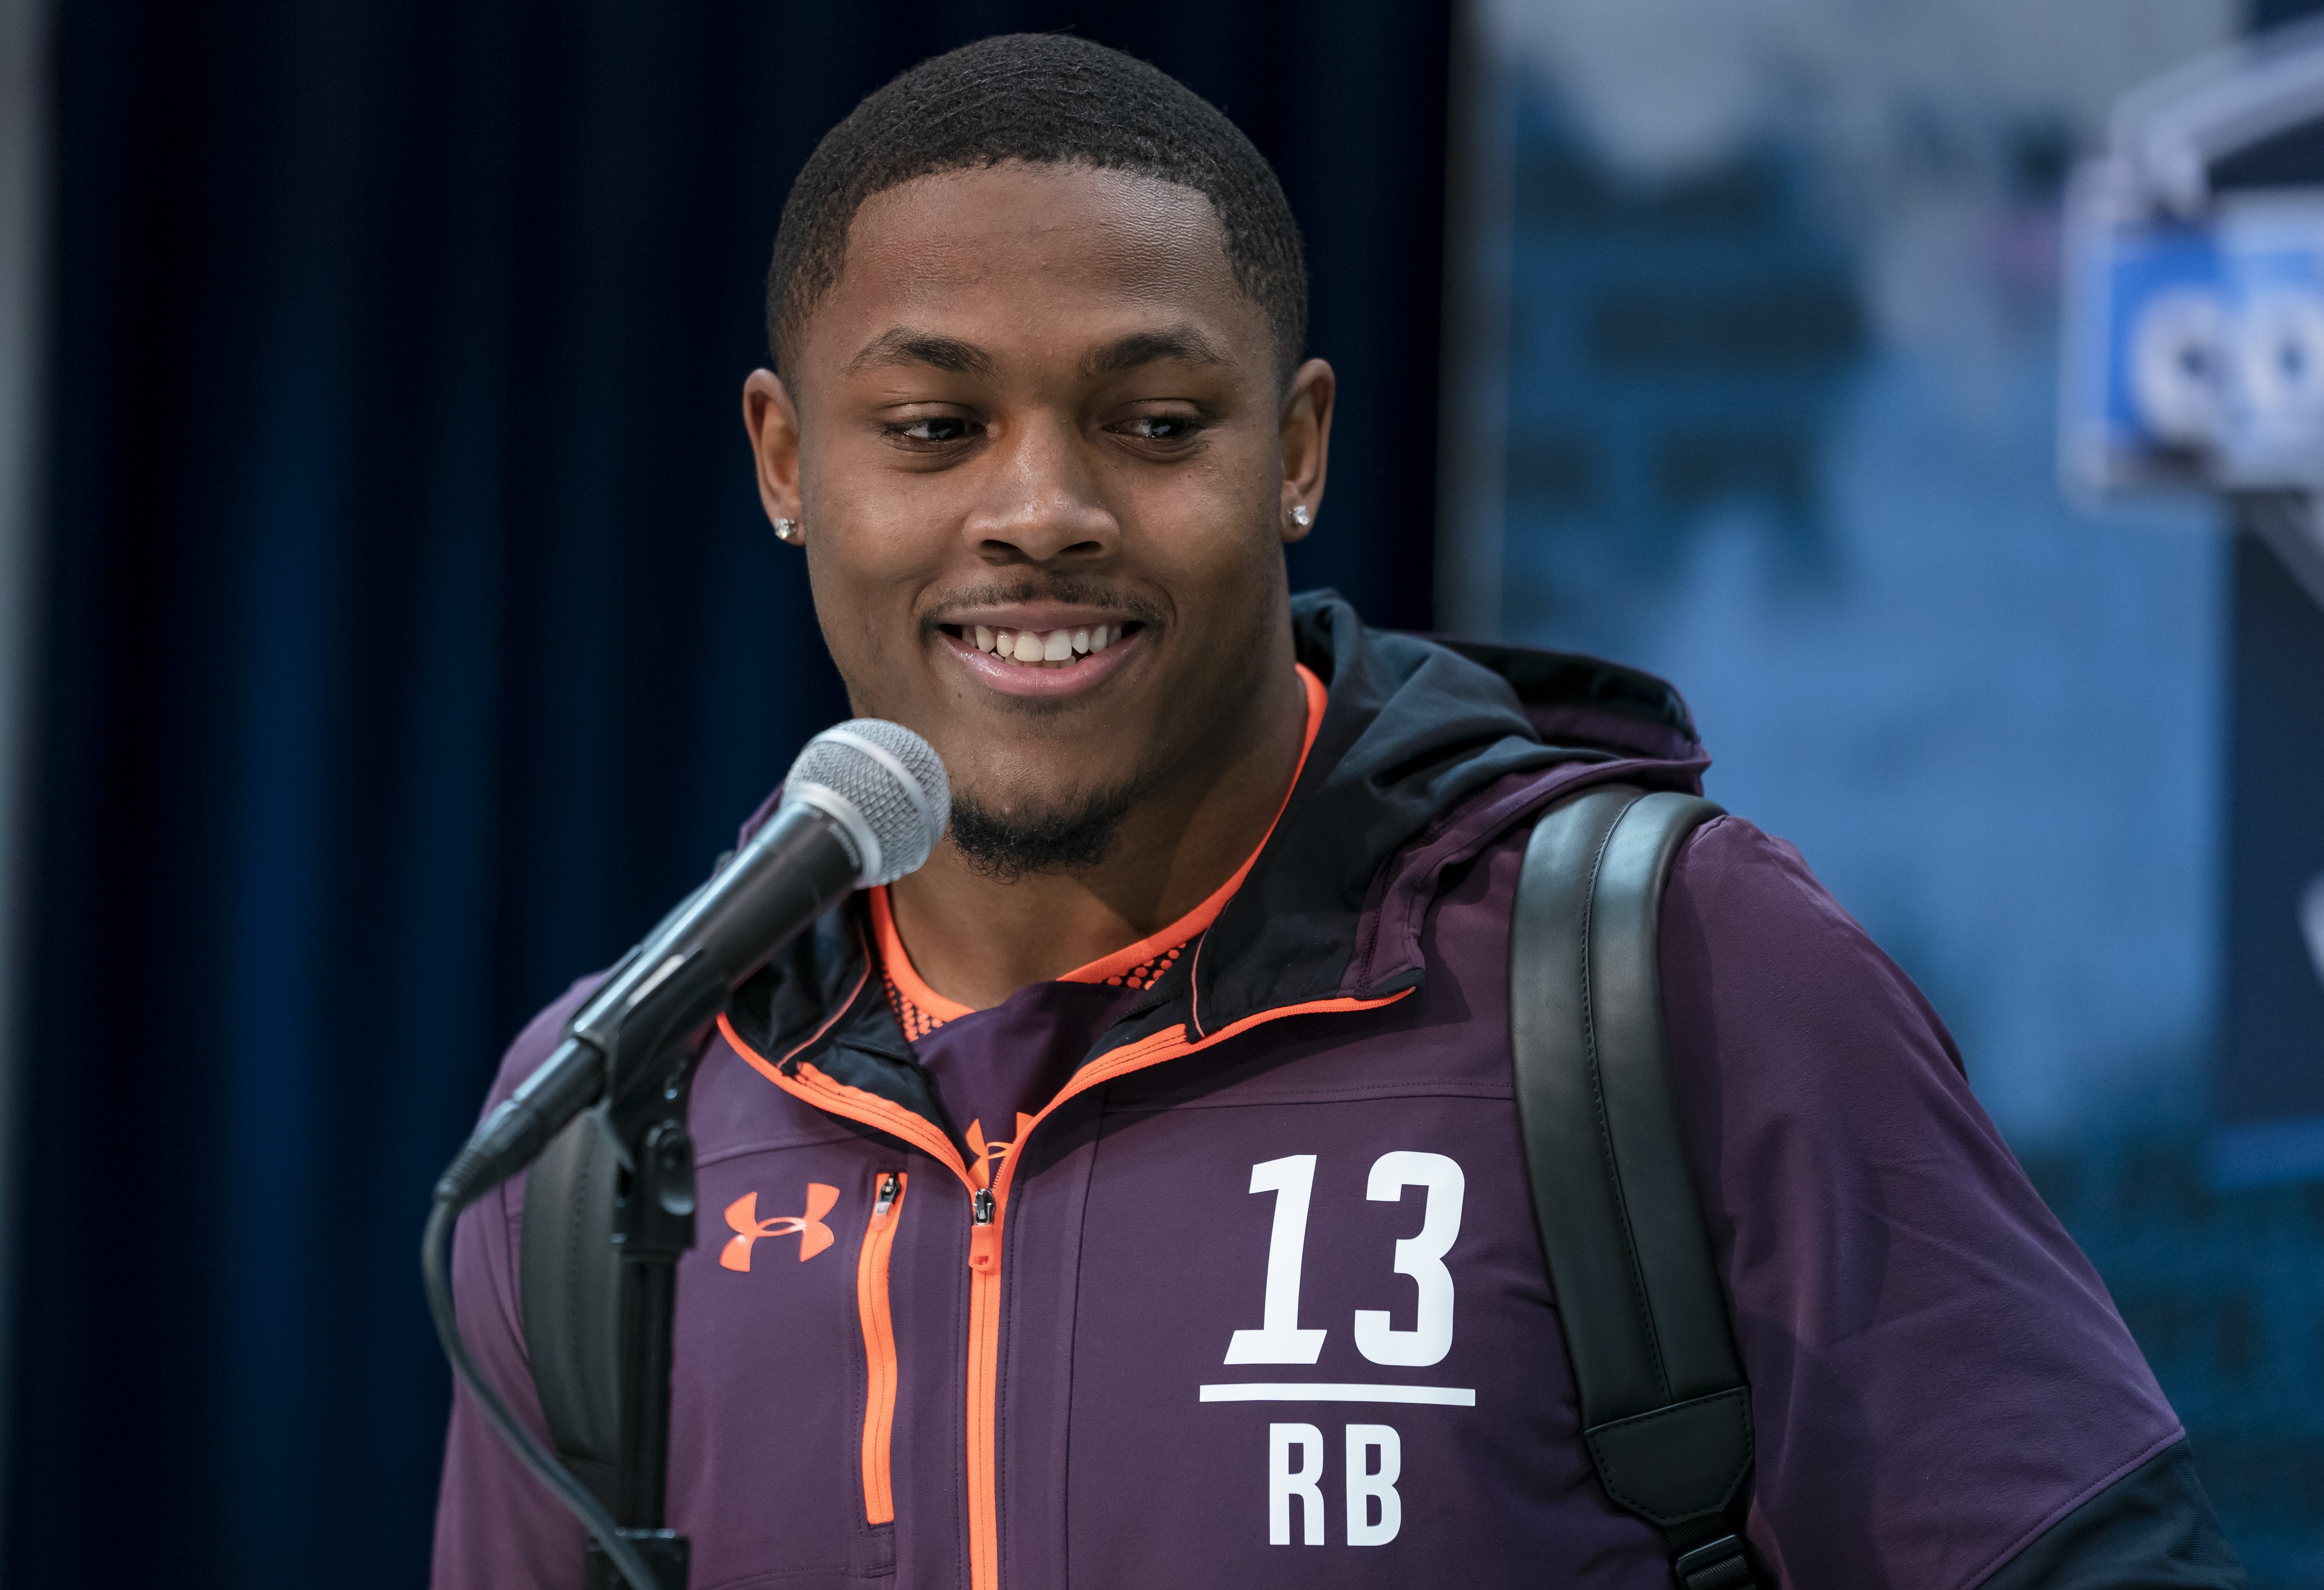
[969,621,1130,665]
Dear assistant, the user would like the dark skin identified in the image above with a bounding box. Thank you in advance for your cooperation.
[743,162,1332,1010]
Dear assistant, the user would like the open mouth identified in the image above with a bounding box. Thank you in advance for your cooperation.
[939,621,1145,670]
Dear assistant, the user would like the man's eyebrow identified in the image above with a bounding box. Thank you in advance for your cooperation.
[1079,325,1227,379]
[845,328,997,377]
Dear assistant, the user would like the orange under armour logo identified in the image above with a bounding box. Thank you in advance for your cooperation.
[719,1184,839,1271]
[965,1114,1036,1190]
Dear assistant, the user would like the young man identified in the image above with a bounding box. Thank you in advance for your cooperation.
[434,34,2242,1590]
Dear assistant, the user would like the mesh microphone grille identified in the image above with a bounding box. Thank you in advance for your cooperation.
[785,719,950,885]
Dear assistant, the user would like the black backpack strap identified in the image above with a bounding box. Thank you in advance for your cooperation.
[1511,784,1758,1590]
[519,1109,625,1510]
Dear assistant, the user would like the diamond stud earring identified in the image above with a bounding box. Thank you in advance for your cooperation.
[773,518,802,544]
[1289,504,1311,528]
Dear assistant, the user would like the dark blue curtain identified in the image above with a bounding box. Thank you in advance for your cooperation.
[10,4,1450,1585]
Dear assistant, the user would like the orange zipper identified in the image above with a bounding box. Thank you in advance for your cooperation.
[965,1187,1002,1590]
[720,987,1410,1590]
[856,1170,908,1526]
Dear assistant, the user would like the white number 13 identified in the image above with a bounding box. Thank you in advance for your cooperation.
[1224,1150,1465,1368]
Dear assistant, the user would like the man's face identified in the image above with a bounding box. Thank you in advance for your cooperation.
[748,162,1328,868]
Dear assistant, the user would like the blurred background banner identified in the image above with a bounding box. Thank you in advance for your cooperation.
[4,6,1448,1585]
[1441,0,2324,1579]
[2056,15,2324,1189]
[9,0,2324,1587]
[2061,15,2324,503]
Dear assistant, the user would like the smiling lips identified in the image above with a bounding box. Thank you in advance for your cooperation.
[962,622,1133,670]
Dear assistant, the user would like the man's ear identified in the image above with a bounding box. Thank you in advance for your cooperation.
[742,368,803,527]
[1279,357,1335,544]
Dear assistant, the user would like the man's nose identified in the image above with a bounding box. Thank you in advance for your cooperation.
[961,415,1116,564]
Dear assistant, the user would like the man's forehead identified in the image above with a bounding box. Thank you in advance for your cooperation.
[842,323,1228,382]
[798,164,1261,377]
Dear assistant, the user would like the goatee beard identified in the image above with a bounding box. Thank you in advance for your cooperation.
[948,783,1141,884]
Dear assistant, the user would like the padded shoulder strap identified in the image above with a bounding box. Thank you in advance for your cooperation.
[519,1110,624,1510]
[1511,785,1759,1590]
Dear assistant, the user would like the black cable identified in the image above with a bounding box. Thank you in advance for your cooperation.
[423,1196,661,1590]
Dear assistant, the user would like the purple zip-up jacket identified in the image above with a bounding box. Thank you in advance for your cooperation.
[434,593,2221,1590]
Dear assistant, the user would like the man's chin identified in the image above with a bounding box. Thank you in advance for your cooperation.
[946,780,1144,884]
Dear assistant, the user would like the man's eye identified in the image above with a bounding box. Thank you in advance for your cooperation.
[887,416,976,444]
[1116,414,1202,442]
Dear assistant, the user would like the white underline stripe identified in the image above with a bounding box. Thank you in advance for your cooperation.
[1197,1382,1476,1406]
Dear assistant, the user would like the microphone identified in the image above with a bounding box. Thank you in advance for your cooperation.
[434,719,949,1207]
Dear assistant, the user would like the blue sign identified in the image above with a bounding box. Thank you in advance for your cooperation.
[2064,190,2324,491]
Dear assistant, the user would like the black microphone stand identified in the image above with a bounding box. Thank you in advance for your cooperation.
[430,729,946,1590]
[584,1038,708,1590]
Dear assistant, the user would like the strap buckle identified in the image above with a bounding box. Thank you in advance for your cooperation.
[1673,1533,1755,1590]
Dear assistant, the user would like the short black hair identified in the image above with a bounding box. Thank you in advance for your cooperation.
[767,34,1307,383]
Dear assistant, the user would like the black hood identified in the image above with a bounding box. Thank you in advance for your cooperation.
[1190,591,1706,1022]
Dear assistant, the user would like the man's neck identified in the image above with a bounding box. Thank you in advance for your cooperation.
[884,663,1312,1011]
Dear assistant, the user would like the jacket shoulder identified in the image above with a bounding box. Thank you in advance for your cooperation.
[1653,815,2185,1588]
[1664,813,1968,1074]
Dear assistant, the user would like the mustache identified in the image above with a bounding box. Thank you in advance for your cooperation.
[921,577,1167,628]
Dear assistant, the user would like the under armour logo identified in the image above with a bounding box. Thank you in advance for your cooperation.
[965,1114,1036,1190]
[719,1184,839,1271]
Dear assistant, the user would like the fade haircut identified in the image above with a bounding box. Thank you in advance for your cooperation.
[766,34,1308,385]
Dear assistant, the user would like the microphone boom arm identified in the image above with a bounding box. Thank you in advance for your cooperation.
[434,800,862,1210]
[425,801,865,1590]
[425,716,950,1590]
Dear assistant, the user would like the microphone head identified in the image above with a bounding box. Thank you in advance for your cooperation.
[783,719,951,887]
